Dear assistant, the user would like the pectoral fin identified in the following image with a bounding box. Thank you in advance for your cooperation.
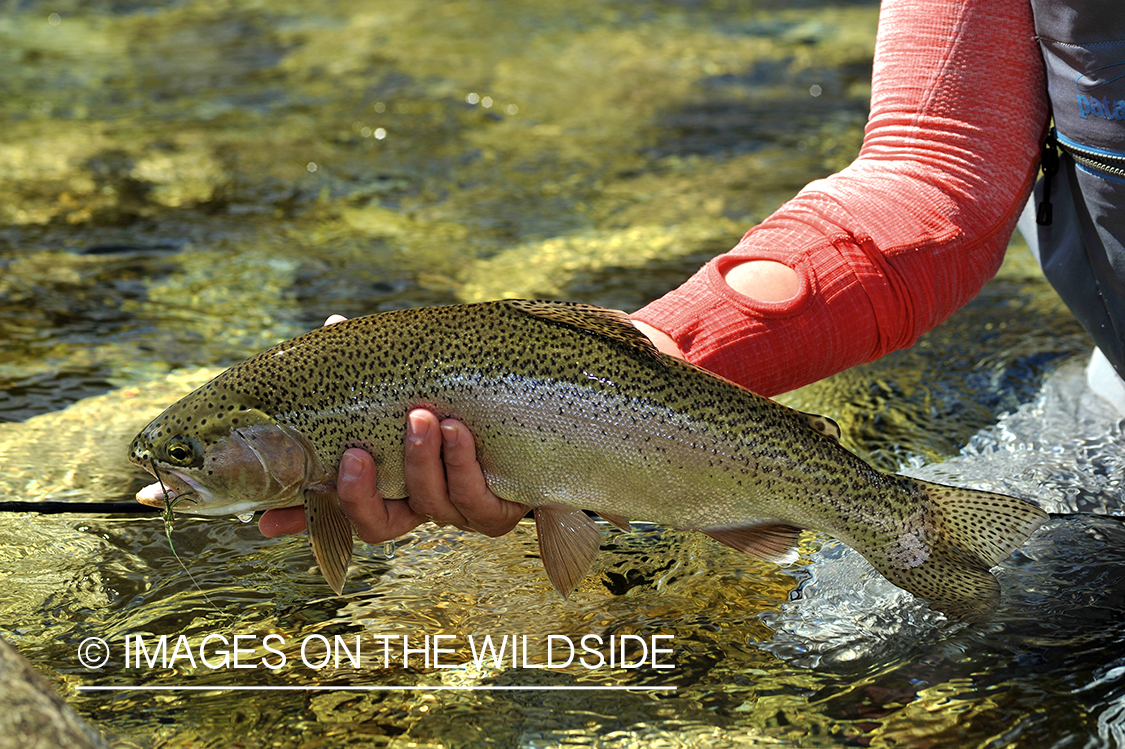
[534,505,604,599]
[702,522,804,566]
[304,484,355,595]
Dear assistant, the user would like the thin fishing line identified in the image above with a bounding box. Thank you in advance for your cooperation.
[150,458,223,615]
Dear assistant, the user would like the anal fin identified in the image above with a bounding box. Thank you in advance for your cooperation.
[702,522,804,566]
[305,484,355,595]
[534,505,604,599]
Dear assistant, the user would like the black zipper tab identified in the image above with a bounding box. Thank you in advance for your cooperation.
[1037,129,1059,226]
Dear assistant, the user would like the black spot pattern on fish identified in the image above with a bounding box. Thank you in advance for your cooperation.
[193,302,887,526]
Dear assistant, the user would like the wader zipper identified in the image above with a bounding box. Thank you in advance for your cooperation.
[1055,130,1125,180]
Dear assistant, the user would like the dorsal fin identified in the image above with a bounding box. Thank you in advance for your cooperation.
[503,299,663,364]
[801,412,841,441]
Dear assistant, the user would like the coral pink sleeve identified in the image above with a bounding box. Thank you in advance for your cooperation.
[631,0,1049,396]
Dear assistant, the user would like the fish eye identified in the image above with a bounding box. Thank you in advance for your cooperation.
[163,437,199,467]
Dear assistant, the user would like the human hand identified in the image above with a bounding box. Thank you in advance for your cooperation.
[351,408,532,541]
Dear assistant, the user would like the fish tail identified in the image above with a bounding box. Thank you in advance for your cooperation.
[867,480,1048,622]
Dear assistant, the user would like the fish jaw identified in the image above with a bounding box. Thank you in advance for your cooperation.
[135,468,215,513]
[135,472,269,517]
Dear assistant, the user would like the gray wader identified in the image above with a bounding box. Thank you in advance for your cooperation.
[1019,0,1125,397]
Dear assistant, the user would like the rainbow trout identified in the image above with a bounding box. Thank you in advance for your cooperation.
[129,300,1047,621]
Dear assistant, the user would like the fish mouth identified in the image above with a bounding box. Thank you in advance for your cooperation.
[136,468,209,511]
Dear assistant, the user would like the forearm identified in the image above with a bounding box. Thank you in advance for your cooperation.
[632,0,1048,396]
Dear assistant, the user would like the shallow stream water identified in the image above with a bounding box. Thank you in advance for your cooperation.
[1,1,1122,747]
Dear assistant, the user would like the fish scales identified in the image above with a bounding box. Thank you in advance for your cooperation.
[130,300,1048,621]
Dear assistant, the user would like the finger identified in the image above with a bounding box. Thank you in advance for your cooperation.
[335,448,424,544]
[403,410,470,528]
[629,318,685,359]
[259,506,306,537]
[437,420,526,536]
[323,314,348,326]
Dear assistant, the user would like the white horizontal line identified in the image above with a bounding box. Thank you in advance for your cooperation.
[77,685,675,692]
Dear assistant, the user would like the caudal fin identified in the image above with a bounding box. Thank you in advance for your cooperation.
[871,480,1048,622]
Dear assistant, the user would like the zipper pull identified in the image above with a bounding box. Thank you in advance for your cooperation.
[1037,128,1059,226]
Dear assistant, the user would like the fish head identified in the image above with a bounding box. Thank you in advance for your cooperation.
[129,389,322,517]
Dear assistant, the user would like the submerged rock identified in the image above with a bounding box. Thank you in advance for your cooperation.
[0,637,108,749]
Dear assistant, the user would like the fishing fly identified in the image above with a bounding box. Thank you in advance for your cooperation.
[149,457,221,613]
